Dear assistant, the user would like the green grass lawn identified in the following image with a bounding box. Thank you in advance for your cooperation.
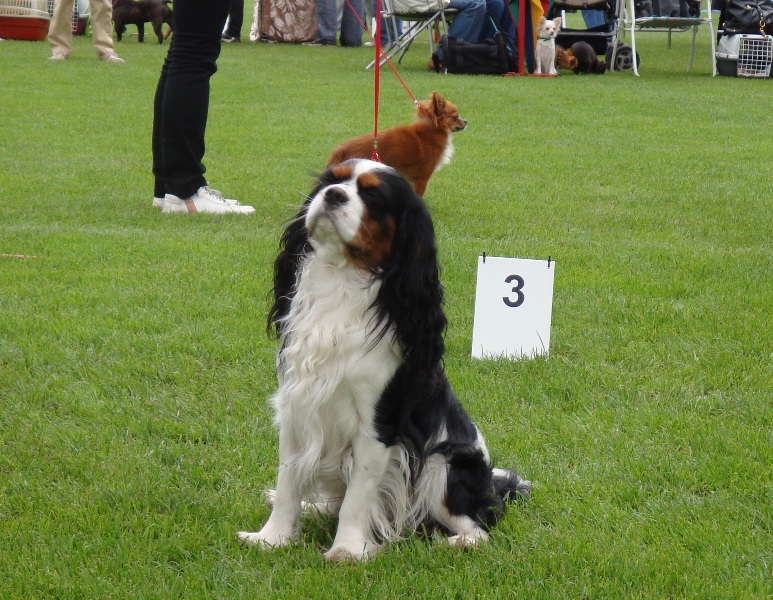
[1,15,771,599]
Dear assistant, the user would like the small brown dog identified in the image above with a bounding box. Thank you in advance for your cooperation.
[113,0,172,44]
[555,45,579,71]
[556,42,606,74]
[326,92,467,197]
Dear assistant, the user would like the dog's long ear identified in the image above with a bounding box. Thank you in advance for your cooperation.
[424,91,446,129]
[267,198,312,337]
[374,178,447,372]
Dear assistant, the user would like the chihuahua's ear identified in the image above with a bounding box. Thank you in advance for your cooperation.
[554,17,562,27]
[429,92,446,127]
[430,91,445,106]
[537,15,546,26]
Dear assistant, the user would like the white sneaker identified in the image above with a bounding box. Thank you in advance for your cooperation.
[98,51,125,63]
[49,52,69,60]
[162,186,256,215]
[153,188,245,209]
[206,187,250,207]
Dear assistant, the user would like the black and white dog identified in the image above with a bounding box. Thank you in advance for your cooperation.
[238,160,530,561]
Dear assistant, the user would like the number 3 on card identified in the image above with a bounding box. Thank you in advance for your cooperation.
[471,256,555,360]
[503,274,525,308]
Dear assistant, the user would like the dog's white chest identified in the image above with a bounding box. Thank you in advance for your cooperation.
[281,258,388,367]
[273,255,399,439]
[436,138,454,172]
[535,38,557,74]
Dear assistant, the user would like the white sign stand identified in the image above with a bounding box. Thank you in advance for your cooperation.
[471,255,555,360]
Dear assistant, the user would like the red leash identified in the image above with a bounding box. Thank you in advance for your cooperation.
[344,0,417,104]
[372,0,382,161]
[342,0,420,162]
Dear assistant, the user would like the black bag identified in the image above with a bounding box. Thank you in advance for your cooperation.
[656,0,682,15]
[636,0,700,16]
[436,33,513,75]
[724,0,773,33]
[635,0,655,16]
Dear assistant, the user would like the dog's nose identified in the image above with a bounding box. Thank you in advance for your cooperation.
[324,187,347,209]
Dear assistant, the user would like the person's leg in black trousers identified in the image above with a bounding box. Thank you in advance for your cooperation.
[223,0,244,42]
[151,0,254,214]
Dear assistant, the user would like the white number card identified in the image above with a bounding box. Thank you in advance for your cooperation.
[471,255,555,360]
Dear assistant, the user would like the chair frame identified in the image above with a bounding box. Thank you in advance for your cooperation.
[366,0,457,69]
[612,0,717,75]
[550,0,623,60]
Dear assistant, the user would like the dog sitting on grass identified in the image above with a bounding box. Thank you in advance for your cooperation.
[534,16,561,75]
[113,0,173,44]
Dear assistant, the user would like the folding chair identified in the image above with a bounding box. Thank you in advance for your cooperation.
[611,0,717,75]
[366,0,458,68]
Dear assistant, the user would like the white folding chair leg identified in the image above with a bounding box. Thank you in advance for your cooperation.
[629,0,640,75]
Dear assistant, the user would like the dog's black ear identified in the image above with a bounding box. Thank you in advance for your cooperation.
[374,179,447,371]
[268,198,312,337]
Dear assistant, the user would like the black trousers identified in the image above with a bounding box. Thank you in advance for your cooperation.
[152,0,231,199]
[224,0,245,39]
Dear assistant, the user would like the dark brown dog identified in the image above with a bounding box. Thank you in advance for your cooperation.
[556,42,606,74]
[113,0,172,44]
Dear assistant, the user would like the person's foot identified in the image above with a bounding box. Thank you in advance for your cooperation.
[49,52,69,60]
[303,39,336,46]
[429,52,443,72]
[205,187,252,208]
[98,51,125,63]
[221,34,240,43]
[153,186,242,209]
[162,186,256,215]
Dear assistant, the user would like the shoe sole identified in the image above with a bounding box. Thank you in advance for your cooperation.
[161,199,256,215]
[161,200,191,214]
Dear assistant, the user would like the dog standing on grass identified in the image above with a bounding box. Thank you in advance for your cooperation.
[112,0,173,43]
[326,92,466,197]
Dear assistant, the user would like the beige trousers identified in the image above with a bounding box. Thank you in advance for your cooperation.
[48,0,116,58]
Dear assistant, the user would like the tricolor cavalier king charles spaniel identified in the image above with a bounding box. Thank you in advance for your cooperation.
[238,160,530,561]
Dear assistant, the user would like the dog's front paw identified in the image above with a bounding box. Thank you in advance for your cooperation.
[446,529,489,548]
[237,526,296,549]
[323,541,381,562]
